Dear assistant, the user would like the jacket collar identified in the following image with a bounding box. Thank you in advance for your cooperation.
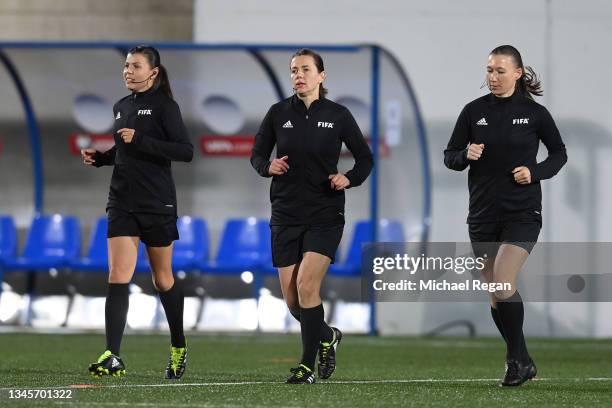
[488,88,522,105]
[291,94,324,114]
[132,85,159,102]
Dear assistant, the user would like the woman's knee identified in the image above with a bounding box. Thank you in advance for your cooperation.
[151,271,174,292]
[492,272,518,300]
[493,287,516,301]
[296,276,318,301]
[108,263,134,283]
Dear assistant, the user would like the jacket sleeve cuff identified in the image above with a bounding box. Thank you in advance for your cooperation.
[131,130,142,146]
[92,151,107,167]
[461,148,470,166]
[344,172,355,188]
[528,165,541,183]
[263,161,272,177]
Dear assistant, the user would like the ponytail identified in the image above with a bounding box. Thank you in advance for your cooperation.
[155,64,173,99]
[318,83,328,98]
[517,66,542,99]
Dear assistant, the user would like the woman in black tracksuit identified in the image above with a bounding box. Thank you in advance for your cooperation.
[81,45,193,379]
[444,45,567,387]
[251,48,373,384]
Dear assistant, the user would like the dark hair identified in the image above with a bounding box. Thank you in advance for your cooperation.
[291,48,328,98]
[489,45,542,99]
[128,44,173,98]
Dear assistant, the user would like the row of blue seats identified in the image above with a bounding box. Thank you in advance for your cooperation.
[0,214,405,279]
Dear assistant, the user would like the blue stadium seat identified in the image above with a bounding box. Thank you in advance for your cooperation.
[0,216,18,293]
[72,215,206,274]
[328,219,405,277]
[5,214,80,271]
[70,216,108,272]
[0,215,18,267]
[199,217,269,275]
[135,216,208,274]
[70,216,146,273]
[172,216,208,272]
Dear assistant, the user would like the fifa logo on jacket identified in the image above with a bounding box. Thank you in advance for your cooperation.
[513,118,529,125]
[138,109,152,115]
[318,121,334,128]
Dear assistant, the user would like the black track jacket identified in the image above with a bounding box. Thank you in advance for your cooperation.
[93,87,193,215]
[444,91,567,223]
[251,95,373,225]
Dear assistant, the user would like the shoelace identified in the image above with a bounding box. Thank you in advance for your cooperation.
[319,344,330,365]
[319,331,336,366]
[170,349,185,370]
[290,366,309,378]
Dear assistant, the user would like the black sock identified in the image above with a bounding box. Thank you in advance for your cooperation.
[320,304,334,343]
[496,291,529,364]
[299,304,324,371]
[105,283,130,355]
[289,307,301,322]
[520,332,530,363]
[492,305,529,360]
[490,306,507,343]
[159,283,186,348]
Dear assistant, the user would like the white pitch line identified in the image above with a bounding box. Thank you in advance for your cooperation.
[3,377,612,392]
[96,381,270,388]
[355,339,612,351]
[325,378,612,384]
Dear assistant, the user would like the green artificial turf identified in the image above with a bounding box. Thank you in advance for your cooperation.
[0,332,611,407]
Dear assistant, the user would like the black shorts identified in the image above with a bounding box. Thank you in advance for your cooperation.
[107,207,179,247]
[270,224,344,268]
[469,220,541,258]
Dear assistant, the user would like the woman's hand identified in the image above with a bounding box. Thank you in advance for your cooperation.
[329,173,350,190]
[467,143,484,160]
[81,148,97,165]
[117,128,136,143]
[512,166,532,184]
[268,155,290,175]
